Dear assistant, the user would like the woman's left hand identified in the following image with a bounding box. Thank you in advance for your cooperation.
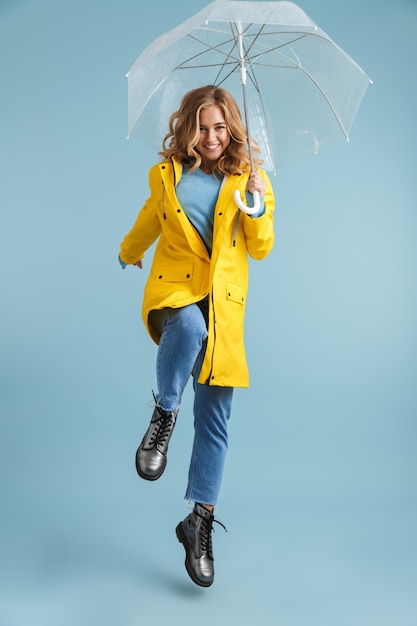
[246,170,266,198]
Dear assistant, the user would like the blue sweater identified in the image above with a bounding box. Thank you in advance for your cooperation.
[176,168,264,254]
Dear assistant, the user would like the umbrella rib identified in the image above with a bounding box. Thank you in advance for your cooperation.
[256,43,349,138]
[128,74,176,136]
[129,38,240,134]
[177,29,314,73]
[225,22,276,172]
[181,32,240,65]
[299,67,349,139]
[237,29,349,139]
[211,37,241,85]
[178,33,245,84]
[177,32,248,85]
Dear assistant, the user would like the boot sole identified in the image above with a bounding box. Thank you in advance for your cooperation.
[175,523,213,588]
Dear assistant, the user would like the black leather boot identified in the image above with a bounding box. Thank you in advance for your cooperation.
[176,503,226,587]
[135,406,178,481]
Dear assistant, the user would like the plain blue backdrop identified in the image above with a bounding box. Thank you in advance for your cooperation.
[1,1,416,624]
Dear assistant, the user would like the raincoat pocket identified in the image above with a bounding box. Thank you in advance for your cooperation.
[226,281,246,304]
[155,262,194,282]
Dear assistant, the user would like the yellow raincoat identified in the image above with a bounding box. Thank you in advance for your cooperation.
[119,158,275,388]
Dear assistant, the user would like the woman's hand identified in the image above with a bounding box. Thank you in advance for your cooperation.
[119,255,143,269]
[246,170,266,198]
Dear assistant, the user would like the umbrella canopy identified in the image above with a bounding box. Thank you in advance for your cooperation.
[127,0,372,173]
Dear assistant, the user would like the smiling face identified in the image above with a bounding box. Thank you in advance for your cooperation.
[195,104,231,173]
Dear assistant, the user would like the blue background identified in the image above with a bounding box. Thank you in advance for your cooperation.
[1,0,416,624]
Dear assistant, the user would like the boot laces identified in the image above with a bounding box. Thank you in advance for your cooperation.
[149,409,175,449]
[197,511,227,556]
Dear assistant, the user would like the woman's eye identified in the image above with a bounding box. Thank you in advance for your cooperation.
[199,125,226,132]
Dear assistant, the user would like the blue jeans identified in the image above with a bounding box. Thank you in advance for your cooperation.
[149,301,233,506]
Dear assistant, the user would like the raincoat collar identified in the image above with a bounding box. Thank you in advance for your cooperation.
[159,157,246,262]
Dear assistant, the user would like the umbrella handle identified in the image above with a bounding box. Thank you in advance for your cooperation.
[233,189,261,215]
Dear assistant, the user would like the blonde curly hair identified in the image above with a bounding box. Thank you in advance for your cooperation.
[159,85,261,176]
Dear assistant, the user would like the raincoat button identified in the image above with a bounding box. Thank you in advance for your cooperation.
[218,212,222,216]
[158,275,163,279]
[186,274,190,278]
[177,209,181,213]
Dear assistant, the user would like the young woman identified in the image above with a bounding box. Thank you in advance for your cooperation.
[119,85,275,587]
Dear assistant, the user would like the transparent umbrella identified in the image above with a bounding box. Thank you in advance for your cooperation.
[127,0,372,209]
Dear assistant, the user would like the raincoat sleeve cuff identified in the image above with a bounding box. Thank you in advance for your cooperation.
[118,255,127,269]
[245,192,265,218]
